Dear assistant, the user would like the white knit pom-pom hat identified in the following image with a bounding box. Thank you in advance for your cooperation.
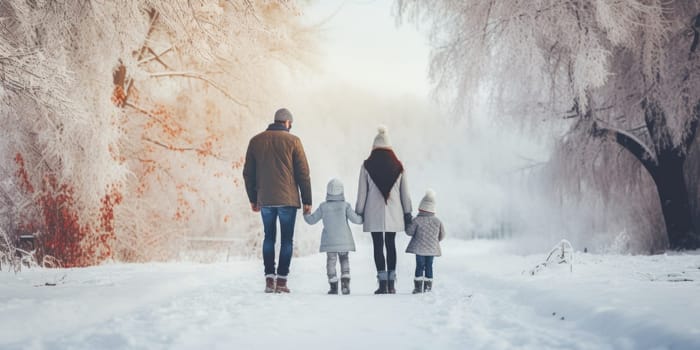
[419,189,437,213]
[372,125,392,149]
[327,178,344,196]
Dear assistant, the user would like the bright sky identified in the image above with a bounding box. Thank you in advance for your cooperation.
[285,1,552,239]
[302,0,432,98]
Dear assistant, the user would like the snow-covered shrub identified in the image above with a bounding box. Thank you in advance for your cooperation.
[0,227,43,272]
[527,240,574,275]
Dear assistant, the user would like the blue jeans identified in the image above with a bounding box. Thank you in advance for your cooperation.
[261,206,297,277]
[415,255,435,279]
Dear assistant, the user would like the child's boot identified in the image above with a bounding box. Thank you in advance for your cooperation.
[424,278,433,292]
[265,274,276,293]
[341,275,351,295]
[374,271,388,294]
[412,277,424,294]
[328,280,339,295]
[387,270,397,294]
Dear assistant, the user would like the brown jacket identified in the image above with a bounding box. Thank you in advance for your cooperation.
[242,124,312,208]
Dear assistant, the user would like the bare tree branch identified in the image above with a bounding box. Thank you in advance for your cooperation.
[148,71,248,108]
[138,47,173,67]
[123,9,160,106]
[124,102,169,126]
[142,136,196,152]
[142,136,223,161]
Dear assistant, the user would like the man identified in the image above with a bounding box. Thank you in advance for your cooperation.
[243,108,312,293]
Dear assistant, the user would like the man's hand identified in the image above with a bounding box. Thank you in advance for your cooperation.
[250,203,261,212]
[303,204,312,215]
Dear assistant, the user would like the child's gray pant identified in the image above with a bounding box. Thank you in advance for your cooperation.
[326,252,350,282]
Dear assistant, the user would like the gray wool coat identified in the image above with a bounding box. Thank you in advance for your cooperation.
[304,193,363,253]
[355,166,412,233]
[405,212,445,256]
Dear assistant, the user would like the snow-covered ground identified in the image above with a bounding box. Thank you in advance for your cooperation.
[1,239,699,350]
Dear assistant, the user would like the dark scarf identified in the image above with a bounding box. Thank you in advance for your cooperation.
[364,148,404,203]
[267,123,289,132]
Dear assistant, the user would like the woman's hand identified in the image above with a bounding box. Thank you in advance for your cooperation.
[404,213,413,226]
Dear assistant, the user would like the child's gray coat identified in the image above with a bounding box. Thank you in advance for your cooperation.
[304,179,363,253]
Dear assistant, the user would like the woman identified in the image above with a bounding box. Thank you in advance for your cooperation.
[356,126,412,294]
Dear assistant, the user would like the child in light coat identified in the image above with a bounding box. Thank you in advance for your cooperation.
[304,178,363,294]
[405,189,445,293]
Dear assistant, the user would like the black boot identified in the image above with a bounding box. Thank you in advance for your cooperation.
[341,277,350,295]
[374,271,388,294]
[387,271,396,294]
[328,281,339,295]
[412,278,424,294]
[374,280,388,294]
[424,279,432,292]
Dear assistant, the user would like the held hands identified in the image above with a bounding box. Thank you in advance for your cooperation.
[404,213,413,226]
[303,204,312,215]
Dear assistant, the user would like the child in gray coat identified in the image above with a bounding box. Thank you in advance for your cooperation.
[405,189,445,293]
[304,178,363,295]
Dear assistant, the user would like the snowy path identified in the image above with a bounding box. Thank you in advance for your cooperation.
[1,239,699,349]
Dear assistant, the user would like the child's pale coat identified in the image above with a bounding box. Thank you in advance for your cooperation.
[304,179,363,252]
[405,212,445,256]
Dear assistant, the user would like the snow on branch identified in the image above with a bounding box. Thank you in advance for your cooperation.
[591,121,658,173]
[396,0,674,114]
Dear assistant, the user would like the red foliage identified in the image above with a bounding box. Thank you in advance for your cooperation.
[92,185,122,261]
[14,153,34,193]
[37,176,87,267]
[173,183,196,221]
[15,153,122,267]
[111,85,126,106]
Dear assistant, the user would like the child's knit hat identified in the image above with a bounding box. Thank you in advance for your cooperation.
[326,178,345,201]
[418,189,437,213]
[372,125,392,150]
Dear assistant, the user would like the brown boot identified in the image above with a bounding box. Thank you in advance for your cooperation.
[265,275,276,293]
[275,277,290,293]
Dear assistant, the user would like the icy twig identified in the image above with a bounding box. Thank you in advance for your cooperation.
[527,239,575,275]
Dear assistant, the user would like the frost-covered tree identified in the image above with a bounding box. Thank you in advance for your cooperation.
[109,1,312,261]
[397,0,700,250]
[0,0,312,265]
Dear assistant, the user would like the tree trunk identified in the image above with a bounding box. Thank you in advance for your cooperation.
[650,154,699,250]
[592,121,700,251]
